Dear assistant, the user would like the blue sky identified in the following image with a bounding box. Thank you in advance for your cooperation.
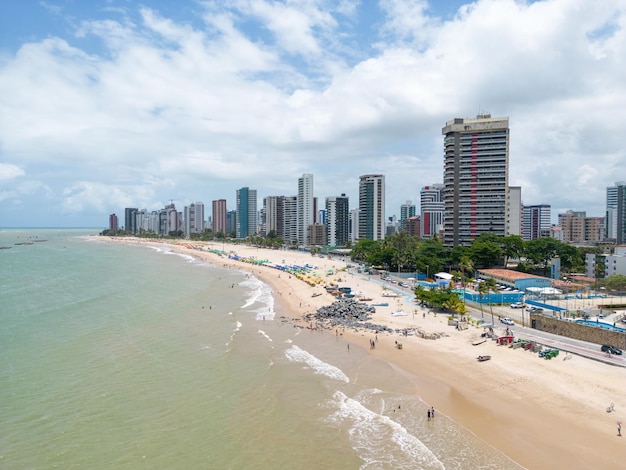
[1,0,625,228]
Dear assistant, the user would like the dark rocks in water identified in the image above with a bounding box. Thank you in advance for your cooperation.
[305,298,396,334]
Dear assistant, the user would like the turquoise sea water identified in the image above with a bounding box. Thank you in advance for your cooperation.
[0,229,522,469]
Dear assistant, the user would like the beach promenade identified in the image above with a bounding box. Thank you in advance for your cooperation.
[108,237,626,469]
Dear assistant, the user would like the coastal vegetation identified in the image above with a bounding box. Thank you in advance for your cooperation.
[414,285,466,316]
[349,231,599,278]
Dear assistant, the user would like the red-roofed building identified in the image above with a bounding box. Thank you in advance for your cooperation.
[477,268,551,291]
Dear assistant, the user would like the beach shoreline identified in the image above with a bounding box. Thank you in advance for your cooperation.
[102,237,625,469]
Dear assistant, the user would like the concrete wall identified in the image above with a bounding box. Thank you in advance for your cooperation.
[530,313,626,348]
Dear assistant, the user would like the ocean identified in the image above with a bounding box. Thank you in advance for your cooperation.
[0,229,523,469]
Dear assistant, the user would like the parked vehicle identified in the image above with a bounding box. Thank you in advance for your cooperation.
[510,302,523,309]
[601,344,623,355]
[526,306,543,313]
[500,317,515,325]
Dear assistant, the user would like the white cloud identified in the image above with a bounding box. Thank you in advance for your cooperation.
[0,0,625,227]
[61,181,163,214]
[0,163,25,181]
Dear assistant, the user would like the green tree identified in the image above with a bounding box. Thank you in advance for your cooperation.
[501,235,524,267]
[524,238,566,276]
[414,285,430,307]
[483,278,499,325]
[443,294,466,315]
[458,256,474,280]
[477,282,488,320]
[558,244,582,272]
[415,237,451,278]
[469,239,502,268]
[382,231,420,272]
[350,239,381,263]
[605,274,626,292]
[594,259,606,290]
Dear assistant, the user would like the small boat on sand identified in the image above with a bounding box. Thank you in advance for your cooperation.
[477,355,491,362]
[381,291,401,297]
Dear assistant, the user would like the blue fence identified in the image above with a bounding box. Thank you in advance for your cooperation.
[525,299,565,312]
[464,292,523,304]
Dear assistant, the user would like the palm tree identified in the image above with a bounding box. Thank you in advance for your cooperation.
[477,281,488,320]
[415,285,429,308]
[483,278,499,325]
[444,295,466,316]
[459,256,474,280]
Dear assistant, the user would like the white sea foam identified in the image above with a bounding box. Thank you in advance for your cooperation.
[284,345,349,383]
[326,391,445,470]
[173,253,196,263]
[258,329,272,342]
[146,245,171,254]
[146,244,198,264]
[239,276,275,320]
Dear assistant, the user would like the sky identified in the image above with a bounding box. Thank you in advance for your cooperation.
[1,0,625,228]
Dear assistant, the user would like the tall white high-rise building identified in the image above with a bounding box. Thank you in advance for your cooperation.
[442,114,509,246]
[297,173,314,245]
[508,186,522,236]
[161,202,181,235]
[522,204,551,240]
[184,202,204,236]
[263,196,285,239]
[350,208,359,242]
[400,201,416,233]
[326,194,349,247]
[283,196,298,246]
[420,184,444,239]
[358,174,385,241]
[606,181,626,242]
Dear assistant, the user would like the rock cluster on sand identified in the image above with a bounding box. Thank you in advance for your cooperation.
[307,298,395,334]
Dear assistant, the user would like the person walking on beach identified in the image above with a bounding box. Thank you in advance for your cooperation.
[427,409,431,421]
[431,407,435,419]
[618,421,622,437]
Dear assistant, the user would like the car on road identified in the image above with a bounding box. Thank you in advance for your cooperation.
[526,306,544,313]
[500,317,515,325]
[601,344,623,355]
[510,302,524,309]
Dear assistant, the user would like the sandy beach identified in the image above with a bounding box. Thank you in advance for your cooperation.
[107,237,625,469]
